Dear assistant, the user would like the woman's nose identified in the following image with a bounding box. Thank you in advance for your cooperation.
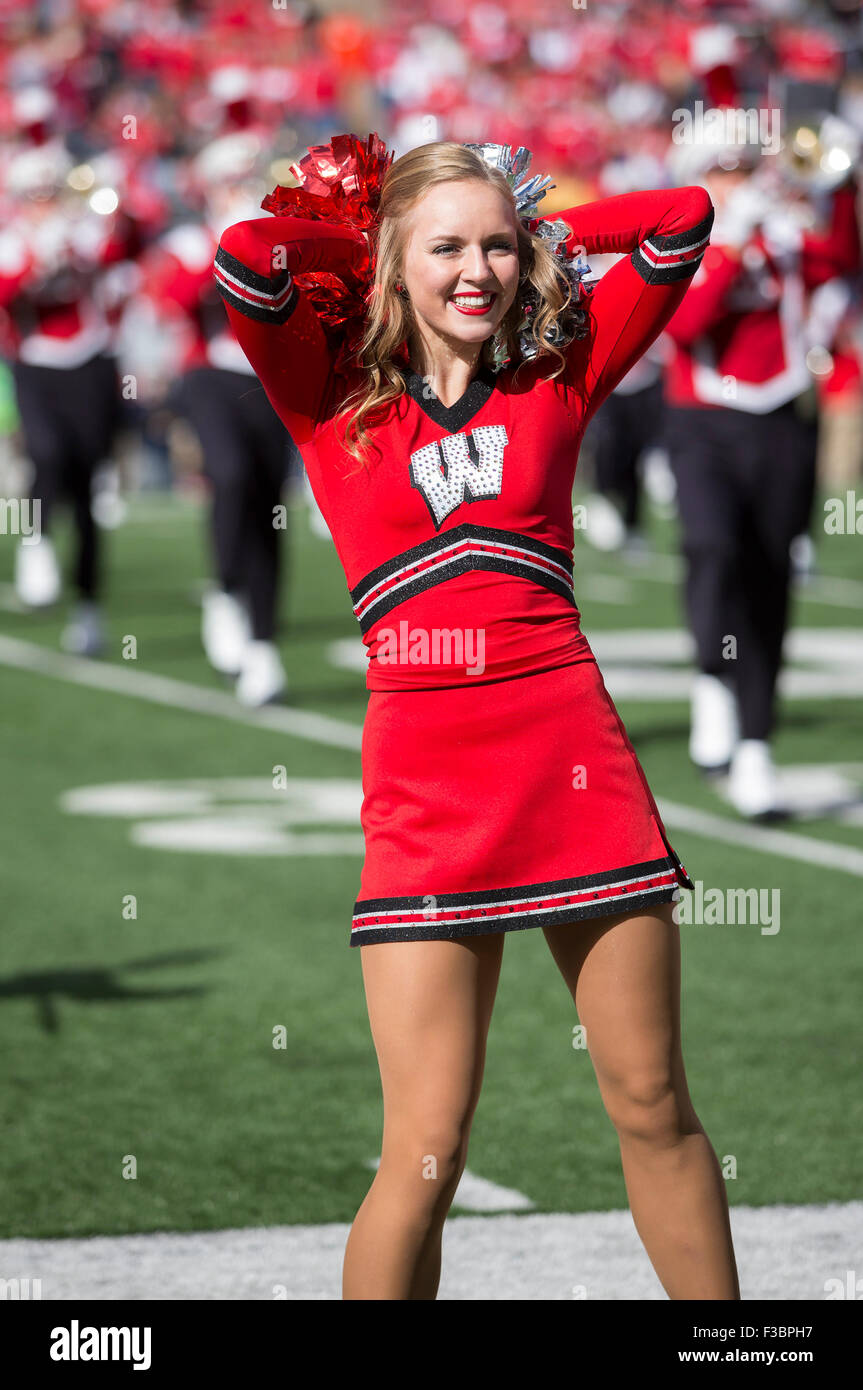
[462,250,492,281]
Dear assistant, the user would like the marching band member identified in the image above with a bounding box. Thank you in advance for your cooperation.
[663,137,860,817]
[140,132,293,704]
[1,135,129,655]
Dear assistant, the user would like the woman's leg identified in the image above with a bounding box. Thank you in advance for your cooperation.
[181,368,250,597]
[66,354,122,600]
[12,361,69,536]
[343,930,505,1300]
[543,901,740,1299]
[242,392,288,642]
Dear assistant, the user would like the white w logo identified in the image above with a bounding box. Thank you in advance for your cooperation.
[409,425,509,528]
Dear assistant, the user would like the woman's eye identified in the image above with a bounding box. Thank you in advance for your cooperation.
[433,243,515,255]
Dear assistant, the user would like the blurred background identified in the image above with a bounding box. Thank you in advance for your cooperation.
[1,0,861,1300]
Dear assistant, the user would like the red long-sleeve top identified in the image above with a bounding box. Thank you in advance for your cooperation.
[215,185,713,689]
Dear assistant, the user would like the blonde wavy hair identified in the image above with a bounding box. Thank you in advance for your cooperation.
[335,141,587,473]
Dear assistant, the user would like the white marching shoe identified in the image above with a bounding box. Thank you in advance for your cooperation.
[15,536,61,607]
[689,672,739,774]
[201,588,250,675]
[789,532,816,585]
[582,492,626,551]
[727,739,782,819]
[61,600,106,657]
[235,640,288,706]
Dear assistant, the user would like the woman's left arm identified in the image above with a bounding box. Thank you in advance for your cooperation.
[553,186,714,424]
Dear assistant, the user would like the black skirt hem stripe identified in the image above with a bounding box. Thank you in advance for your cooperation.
[353,854,687,917]
[349,884,684,946]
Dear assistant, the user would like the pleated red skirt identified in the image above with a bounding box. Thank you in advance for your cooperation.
[350,656,693,946]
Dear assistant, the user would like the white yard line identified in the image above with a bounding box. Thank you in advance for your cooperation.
[0,1201,858,1300]
[656,799,863,878]
[580,548,863,609]
[366,1158,534,1213]
[800,573,863,608]
[0,634,362,751]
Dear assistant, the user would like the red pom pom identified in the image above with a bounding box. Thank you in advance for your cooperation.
[260,131,394,374]
[262,131,392,232]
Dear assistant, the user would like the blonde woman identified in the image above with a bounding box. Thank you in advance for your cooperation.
[215,134,740,1300]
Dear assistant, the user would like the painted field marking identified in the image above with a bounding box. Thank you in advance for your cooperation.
[0,1201,858,1300]
[366,1156,534,1213]
[657,799,863,878]
[0,633,362,751]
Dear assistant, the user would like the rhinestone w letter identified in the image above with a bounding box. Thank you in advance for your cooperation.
[409,425,509,529]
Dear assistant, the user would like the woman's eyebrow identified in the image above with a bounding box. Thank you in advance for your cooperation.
[425,231,516,243]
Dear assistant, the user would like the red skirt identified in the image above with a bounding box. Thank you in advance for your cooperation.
[350,657,693,946]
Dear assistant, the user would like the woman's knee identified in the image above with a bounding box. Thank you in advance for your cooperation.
[381,1116,472,1194]
[601,1068,700,1146]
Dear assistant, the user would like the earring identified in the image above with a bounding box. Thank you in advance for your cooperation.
[395,282,408,298]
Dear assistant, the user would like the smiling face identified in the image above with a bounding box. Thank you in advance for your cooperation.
[398,179,522,360]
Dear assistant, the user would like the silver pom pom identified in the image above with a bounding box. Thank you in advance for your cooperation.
[461,142,556,219]
[461,140,595,369]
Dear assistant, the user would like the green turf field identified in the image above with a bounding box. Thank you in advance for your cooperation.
[1,484,861,1240]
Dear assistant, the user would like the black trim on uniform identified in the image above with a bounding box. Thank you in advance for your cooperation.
[630,249,705,285]
[355,552,577,631]
[349,854,693,946]
[650,209,714,254]
[351,523,574,604]
[214,245,298,325]
[215,244,291,296]
[349,885,684,945]
[354,855,679,917]
[349,522,576,632]
[630,207,715,285]
[403,362,499,432]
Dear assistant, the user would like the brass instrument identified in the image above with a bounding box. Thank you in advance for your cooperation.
[776,113,860,195]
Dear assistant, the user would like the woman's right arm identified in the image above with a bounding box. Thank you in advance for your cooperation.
[214,216,369,443]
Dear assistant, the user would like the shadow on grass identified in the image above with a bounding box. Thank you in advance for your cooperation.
[0,948,227,1034]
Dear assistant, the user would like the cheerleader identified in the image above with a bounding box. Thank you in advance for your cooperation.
[214,135,740,1300]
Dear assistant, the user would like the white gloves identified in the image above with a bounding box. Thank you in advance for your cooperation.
[712,180,773,250]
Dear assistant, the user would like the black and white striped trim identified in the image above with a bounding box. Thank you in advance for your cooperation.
[631,209,714,285]
[350,524,576,634]
[350,857,693,945]
[214,244,298,324]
